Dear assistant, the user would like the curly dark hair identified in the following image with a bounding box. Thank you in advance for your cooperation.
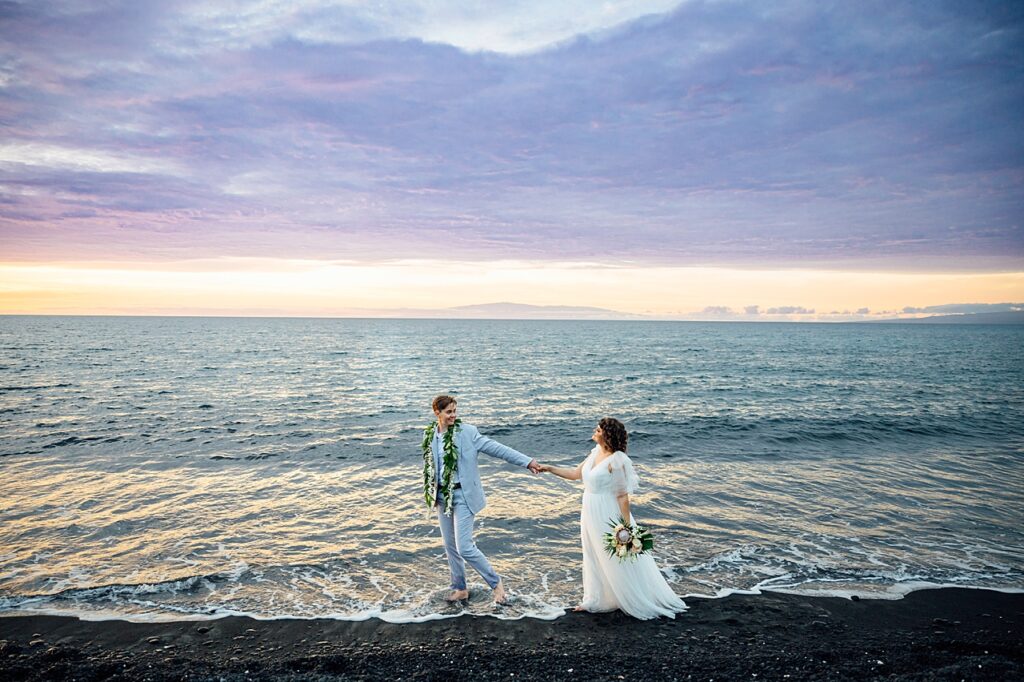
[598,417,628,453]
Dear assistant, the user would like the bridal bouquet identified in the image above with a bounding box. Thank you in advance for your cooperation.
[603,517,654,562]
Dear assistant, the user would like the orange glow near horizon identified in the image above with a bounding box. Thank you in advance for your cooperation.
[1,259,1022,319]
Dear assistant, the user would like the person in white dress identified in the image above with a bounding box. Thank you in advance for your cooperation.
[538,418,687,620]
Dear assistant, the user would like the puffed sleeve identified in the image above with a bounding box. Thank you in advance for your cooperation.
[608,451,639,496]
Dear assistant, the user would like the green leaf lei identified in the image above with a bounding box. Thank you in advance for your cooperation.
[422,417,461,516]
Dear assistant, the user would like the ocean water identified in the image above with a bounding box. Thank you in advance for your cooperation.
[0,316,1022,623]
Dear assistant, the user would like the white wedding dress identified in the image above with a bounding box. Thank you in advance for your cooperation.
[579,447,687,619]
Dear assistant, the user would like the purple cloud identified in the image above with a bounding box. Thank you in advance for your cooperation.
[1,1,1022,266]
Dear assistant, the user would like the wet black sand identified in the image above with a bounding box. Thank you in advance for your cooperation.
[1,588,1021,680]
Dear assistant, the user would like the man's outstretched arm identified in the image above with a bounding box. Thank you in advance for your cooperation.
[472,428,540,473]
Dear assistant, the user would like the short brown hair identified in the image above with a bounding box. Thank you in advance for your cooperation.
[432,394,457,412]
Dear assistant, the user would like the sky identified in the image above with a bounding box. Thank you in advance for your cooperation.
[1,0,1022,319]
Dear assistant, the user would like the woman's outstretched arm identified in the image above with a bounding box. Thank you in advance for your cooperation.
[537,458,585,481]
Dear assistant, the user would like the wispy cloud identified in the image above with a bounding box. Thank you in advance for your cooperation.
[766,306,815,315]
[0,142,183,175]
[1,1,1022,269]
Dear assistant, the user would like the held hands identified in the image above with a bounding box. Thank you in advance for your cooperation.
[527,459,557,475]
[533,462,581,481]
[529,461,554,474]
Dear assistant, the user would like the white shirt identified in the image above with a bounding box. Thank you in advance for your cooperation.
[433,429,460,485]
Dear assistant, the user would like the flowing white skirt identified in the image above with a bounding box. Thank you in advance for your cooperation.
[580,489,687,619]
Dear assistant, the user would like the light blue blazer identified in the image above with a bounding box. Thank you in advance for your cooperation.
[432,423,533,515]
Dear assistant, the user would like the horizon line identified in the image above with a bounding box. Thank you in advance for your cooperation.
[3,311,1022,324]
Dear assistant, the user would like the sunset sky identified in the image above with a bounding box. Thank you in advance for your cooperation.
[1,1,1022,319]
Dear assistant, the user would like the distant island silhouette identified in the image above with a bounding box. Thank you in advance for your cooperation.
[871,310,1024,325]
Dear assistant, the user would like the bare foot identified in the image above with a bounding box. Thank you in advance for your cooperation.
[445,589,469,602]
[492,579,507,604]
[572,605,588,612]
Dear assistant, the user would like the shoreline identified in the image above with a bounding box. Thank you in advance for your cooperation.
[2,588,1022,680]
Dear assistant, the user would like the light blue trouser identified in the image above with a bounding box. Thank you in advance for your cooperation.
[437,488,501,591]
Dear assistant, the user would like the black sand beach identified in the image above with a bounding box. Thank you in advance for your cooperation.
[1,588,1021,680]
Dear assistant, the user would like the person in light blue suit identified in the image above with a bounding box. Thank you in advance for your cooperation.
[422,394,541,603]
